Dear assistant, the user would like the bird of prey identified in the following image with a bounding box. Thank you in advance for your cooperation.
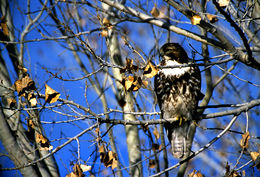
[154,43,203,158]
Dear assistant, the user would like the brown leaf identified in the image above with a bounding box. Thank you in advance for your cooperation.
[188,170,196,177]
[99,144,105,153]
[96,137,101,143]
[250,151,259,161]
[153,127,160,140]
[73,164,83,177]
[100,30,108,37]
[27,92,37,107]
[143,62,158,78]
[28,119,35,130]
[120,58,138,74]
[18,65,28,73]
[14,80,22,95]
[123,76,141,91]
[99,144,106,163]
[14,75,36,96]
[66,172,78,177]
[207,14,218,23]
[218,0,230,7]
[102,18,111,26]
[22,75,35,90]
[7,98,16,108]
[240,131,250,149]
[36,133,53,151]
[191,15,201,25]
[95,128,100,135]
[250,151,260,169]
[188,170,204,177]
[126,58,138,73]
[0,16,9,36]
[26,119,35,140]
[45,84,60,103]
[80,164,91,172]
[125,75,134,91]
[150,6,160,17]
[149,159,156,169]
[108,151,118,170]
[99,145,118,169]
[250,152,260,170]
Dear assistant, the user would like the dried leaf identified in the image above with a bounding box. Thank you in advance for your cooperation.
[0,16,9,36]
[207,14,218,23]
[99,144,106,164]
[28,119,35,130]
[102,18,111,26]
[250,152,260,170]
[96,137,101,143]
[73,164,83,177]
[99,144,105,153]
[95,128,100,135]
[80,164,91,172]
[150,6,160,17]
[189,170,196,177]
[125,75,134,91]
[191,15,201,25]
[240,131,250,149]
[153,127,160,140]
[100,30,108,37]
[143,62,158,78]
[108,151,118,170]
[14,75,36,96]
[250,151,259,161]
[218,0,230,7]
[126,58,138,73]
[99,145,118,169]
[14,80,22,95]
[45,84,60,103]
[123,76,141,91]
[120,58,138,74]
[36,133,52,151]
[29,97,37,107]
[18,65,28,73]
[27,92,37,107]
[66,172,78,177]
[188,170,203,177]
[22,75,35,90]
[7,97,16,108]
[149,159,156,169]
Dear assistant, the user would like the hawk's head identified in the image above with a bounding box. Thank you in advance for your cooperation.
[160,43,188,64]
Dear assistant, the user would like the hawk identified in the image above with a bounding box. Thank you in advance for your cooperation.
[154,43,203,158]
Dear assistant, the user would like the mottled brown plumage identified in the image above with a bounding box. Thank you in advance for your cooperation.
[154,43,202,158]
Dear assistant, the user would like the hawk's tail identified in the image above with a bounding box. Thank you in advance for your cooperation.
[166,121,196,158]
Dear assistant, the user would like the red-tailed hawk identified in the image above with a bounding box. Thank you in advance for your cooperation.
[154,43,203,158]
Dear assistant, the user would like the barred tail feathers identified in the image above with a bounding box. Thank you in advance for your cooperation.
[166,121,195,158]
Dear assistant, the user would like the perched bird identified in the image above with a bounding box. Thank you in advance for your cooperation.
[154,43,203,158]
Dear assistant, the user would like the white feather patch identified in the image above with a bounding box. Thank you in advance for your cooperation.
[160,60,190,77]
